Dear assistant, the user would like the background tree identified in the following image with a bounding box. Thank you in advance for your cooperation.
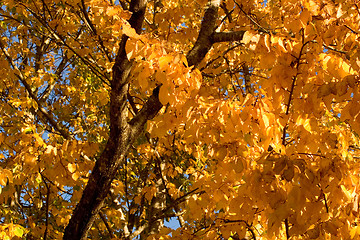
[0,0,360,239]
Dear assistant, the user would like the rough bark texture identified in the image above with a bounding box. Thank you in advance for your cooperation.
[63,1,157,239]
[186,2,219,68]
[63,0,247,238]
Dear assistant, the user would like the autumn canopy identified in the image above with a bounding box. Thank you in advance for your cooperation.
[0,0,360,239]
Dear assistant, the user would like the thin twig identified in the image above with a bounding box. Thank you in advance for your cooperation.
[323,44,347,54]
[284,218,290,239]
[99,211,115,238]
[40,172,51,240]
[282,40,310,145]
[79,0,112,62]
[19,2,110,86]
[234,0,269,33]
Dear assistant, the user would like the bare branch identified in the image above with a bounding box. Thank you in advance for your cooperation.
[234,0,269,33]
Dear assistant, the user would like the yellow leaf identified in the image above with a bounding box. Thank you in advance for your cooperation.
[144,186,156,202]
[106,6,119,17]
[97,91,109,106]
[350,226,360,239]
[324,221,338,236]
[159,85,170,105]
[44,145,53,155]
[349,101,360,118]
[125,39,137,59]
[138,66,151,89]
[181,54,188,67]
[34,133,46,147]
[233,157,244,173]
[336,3,344,18]
[213,147,227,160]
[277,38,287,52]
[317,84,332,98]
[337,81,348,96]
[341,185,352,200]
[122,23,140,39]
[273,157,286,174]
[282,166,294,181]
[300,9,311,26]
[307,225,320,239]
[261,113,271,128]
[24,153,37,166]
[158,55,173,71]
[0,168,13,186]
[271,36,287,52]
[242,31,254,44]
[155,71,167,84]
[303,118,311,132]
[259,51,276,68]
[68,163,76,173]
[344,75,357,88]
[72,172,80,181]
[264,34,271,52]
[22,126,34,134]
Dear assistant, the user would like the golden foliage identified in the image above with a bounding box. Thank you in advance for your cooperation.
[0,0,359,239]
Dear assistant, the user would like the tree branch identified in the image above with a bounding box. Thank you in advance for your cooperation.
[0,38,71,139]
[212,30,246,43]
[18,2,110,86]
[99,211,115,239]
[186,0,220,67]
[79,0,112,62]
[41,173,51,240]
[129,85,162,130]
[63,1,159,239]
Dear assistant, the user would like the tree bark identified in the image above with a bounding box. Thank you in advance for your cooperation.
[63,0,161,239]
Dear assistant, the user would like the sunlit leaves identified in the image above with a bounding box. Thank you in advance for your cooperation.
[0,224,26,239]
[0,0,359,239]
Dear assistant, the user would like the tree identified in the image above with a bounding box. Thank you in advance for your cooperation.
[0,0,359,239]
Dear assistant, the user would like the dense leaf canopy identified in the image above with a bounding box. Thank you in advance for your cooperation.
[0,0,360,239]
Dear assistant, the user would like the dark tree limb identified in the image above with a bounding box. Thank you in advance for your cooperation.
[186,1,220,67]
[63,0,155,239]
[187,2,247,67]
[212,30,246,43]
